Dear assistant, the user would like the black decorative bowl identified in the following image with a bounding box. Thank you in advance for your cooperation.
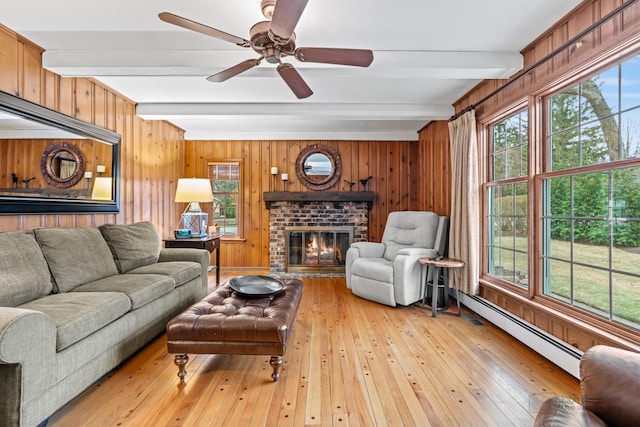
[229,275,285,298]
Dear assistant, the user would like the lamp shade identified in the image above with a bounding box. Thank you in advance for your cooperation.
[91,177,112,200]
[175,178,213,237]
[174,178,214,203]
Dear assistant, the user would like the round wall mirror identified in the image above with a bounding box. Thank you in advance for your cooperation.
[295,144,342,190]
[40,142,85,188]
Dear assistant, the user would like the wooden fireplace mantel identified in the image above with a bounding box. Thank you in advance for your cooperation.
[263,191,374,209]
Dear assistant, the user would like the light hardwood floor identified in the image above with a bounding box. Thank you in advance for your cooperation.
[48,272,580,426]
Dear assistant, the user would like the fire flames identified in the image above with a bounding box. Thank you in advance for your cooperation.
[304,235,342,265]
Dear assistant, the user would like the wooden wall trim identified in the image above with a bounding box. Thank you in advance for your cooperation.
[0,23,44,53]
[480,283,640,352]
[454,0,640,115]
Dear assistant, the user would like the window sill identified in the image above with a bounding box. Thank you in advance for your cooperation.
[220,236,246,243]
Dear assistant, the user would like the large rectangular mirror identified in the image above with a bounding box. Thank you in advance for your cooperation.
[0,90,120,214]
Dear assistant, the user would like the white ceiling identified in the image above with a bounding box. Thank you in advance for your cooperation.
[2,0,583,141]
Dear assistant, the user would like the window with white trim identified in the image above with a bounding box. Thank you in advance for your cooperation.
[209,161,241,237]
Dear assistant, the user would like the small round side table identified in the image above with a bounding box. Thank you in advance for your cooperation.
[418,257,464,318]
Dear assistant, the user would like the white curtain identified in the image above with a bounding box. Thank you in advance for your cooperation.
[448,110,480,295]
[59,159,76,179]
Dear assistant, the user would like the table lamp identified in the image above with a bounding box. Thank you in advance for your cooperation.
[175,178,214,237]
[91,176,112,200]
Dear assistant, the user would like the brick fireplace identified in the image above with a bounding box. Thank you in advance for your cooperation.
[266,192,373,274]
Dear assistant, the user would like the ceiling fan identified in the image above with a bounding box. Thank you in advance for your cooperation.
[159,0,374,99]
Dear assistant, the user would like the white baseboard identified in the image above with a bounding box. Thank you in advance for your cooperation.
[457,293,582,379]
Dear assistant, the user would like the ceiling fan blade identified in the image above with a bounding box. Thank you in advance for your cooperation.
[295,48,374,67]
[159,12,251,47]
[269,0,309,42]
[277,63,313,99]
[206,59,261,82]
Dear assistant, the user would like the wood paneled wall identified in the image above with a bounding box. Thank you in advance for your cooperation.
[1,138,112,191]
[184,138,452,268]
[0,24,184,238]
[451,0,640,351]
[454,0,640,117]
[417,121,451,216]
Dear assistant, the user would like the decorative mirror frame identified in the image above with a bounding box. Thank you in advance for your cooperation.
[40,142,86,188]
[295,144,342,191]
[0,90,121,214]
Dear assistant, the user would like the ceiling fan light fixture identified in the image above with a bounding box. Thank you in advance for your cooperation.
[261,0,277,19]
[265,47,281,63]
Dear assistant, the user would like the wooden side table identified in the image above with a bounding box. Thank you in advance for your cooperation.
[418,257,464,318]
[164,235,221,285]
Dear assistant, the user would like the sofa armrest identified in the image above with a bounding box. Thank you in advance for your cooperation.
[392,250,438,306]
[159,248,210,291]
[350,242,385,258]
[397,248,438,257]
[534,397,605,427]
[580,345,640,426]
[345,242,386,289]
[0,307,57,420]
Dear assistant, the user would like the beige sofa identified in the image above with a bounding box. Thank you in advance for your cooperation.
[0,221,209,427]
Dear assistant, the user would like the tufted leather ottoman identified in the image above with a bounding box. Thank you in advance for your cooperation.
[166,278,303,382]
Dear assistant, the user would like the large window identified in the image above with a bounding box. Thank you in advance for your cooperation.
[487,109,529,288]
[209,161,241,237]
[541,57,640,328]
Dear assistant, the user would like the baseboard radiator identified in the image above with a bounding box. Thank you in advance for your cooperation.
[457,292,583,379]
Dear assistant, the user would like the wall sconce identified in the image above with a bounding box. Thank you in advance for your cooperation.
[271,166,278,191]
[96,164,106,175]
[281,173,288,191]
[174,178,214,237]
[84,171,93,189]
[91,176,112,200]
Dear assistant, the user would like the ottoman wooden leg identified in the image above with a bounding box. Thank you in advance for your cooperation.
[270,356,283,382]
[174,354,189,383]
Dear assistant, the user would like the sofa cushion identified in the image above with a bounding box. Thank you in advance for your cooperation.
[72,274,175,309]
[19,292,131,351]
[127,261,201,288]
[351,257,394,283]
[99,221,161,273]
[34,227,119,293]
[0,231,54,307]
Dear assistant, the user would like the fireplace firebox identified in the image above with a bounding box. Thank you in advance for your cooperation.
[285,226,353,273]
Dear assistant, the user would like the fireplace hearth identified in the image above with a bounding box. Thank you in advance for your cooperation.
[285,226,353,273]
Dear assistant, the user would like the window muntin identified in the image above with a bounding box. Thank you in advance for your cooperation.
[209,162,240,237]
[487,109,529,288]
[542,166,640,327]
[621,57,640,112]
[487,183,528,287]
[549,61,640,172]
[542,55,640,329]
[492,110,528,180]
